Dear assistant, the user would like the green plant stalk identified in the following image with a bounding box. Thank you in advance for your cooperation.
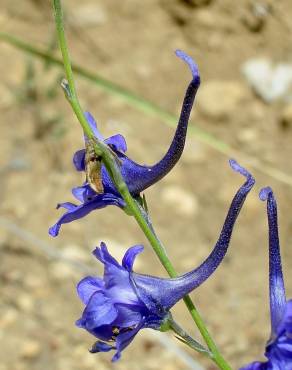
[53,1,232,368]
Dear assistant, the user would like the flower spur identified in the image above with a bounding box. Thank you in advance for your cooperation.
[49,50,200,237]
[240,187,292,370]
[76,160,254,361]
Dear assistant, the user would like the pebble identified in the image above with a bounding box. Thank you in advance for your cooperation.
[69,5,107,27]
[196,9,216,28]
[237,128,258,144]
[0,308,18,329]
[161,185,198,217]
[197,80,247,120]
[16,293,34,313]
[241,2,270,32]
[242,58,292,103]
[49,262,79,280]
[280,103,292,129]
[62,244,89,263]
[183,137,208,164]
[20,340,41,359]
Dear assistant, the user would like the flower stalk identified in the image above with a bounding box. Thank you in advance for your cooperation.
[52,0,232,368]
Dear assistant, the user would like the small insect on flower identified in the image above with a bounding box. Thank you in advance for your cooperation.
[85,139,104,194]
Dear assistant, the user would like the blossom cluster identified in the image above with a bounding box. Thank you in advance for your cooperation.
[50,50,292,368]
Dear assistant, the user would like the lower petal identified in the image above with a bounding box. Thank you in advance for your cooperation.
[90,341,114,354]
[112,321,144,362]
[80,292,117,331]
[49,194,125,237]
[77,276,104,305]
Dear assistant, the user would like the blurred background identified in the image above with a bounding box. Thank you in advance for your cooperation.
[1,0,292,369]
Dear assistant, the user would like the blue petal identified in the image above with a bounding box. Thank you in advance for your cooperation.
[84,112,104,141]
[93,244,142,306]
[72,184,96,202]
[111,321,144,362]
[175,49,200,85]
[93,242,121,267]
[281,300,292,334]
[78,291,117,330]
[73,149,86,171]
[56,202,76,211]
[239,362,266,370]
[114,304,143,328]
[49,195,125,237]
[77,276,104,305]
[90,341,114,353]
[259,187,286,337]
[122,245,144,271]
[105,134,127,153]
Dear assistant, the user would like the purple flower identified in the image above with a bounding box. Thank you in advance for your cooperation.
[76,160,254,361]
[49,50,200,237]
[240,188,292,370]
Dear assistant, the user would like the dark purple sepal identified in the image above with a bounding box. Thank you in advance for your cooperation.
[259,187,286,338]
[118,50,200,195]
[131,159,255,310]
[240,188,292,370]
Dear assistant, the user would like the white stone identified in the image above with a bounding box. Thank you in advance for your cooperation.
[161,185,198,217]
[197,80,248,119]
[242,58,292,103]
[20,340,41,359]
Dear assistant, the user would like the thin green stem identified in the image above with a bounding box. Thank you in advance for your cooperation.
[168,316,211,356]
[52,1,232,369]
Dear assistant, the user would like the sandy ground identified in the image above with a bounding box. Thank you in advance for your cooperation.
[1,1,292,369]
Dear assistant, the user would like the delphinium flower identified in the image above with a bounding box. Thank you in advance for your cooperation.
[240,187,292,370]
[49,50,200,237]
[76,160,254,361]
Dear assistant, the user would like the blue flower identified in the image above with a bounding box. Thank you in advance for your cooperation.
[49,50,200,236]
[49,50,200,237]
[240,188,292,370]
[76,160,254,361]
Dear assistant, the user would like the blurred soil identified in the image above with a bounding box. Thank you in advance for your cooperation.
[1,1,292,369]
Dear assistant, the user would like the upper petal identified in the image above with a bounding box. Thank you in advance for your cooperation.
[77,276,104,305]
[93,242,121,268]
[78,291,117,331]
[93,244,141,305]
[113,303,143,328]
[122,245,144,271]
[72,184,96,202]
[105,134,127,153]
[84,112,104,141]
[73,149,86,171]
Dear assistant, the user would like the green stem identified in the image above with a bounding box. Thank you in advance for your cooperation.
[52,1,232,369]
